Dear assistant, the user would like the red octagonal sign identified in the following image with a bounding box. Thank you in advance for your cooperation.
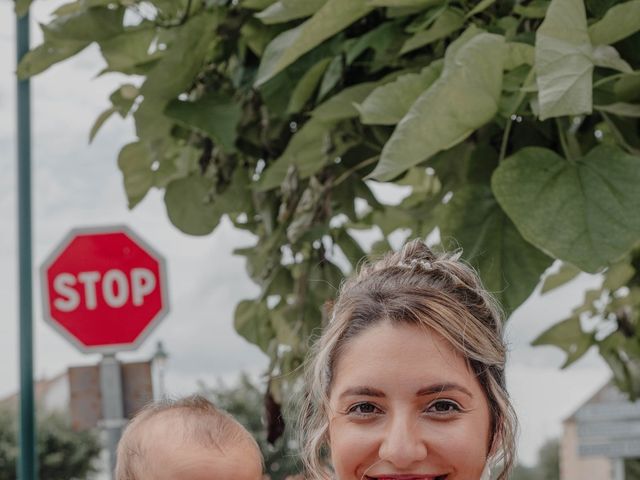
[41,226,169,353]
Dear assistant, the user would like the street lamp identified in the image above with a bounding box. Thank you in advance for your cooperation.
[153,340,169,400]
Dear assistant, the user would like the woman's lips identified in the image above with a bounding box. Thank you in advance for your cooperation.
[366,475,448,480]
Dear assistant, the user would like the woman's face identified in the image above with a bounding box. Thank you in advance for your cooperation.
[328,321,492,480]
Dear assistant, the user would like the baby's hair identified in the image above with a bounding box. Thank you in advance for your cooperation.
[115,395,261,480]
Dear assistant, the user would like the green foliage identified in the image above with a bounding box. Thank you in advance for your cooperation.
[199,374,301,479]
[511,438,560,480]
[21,0,640,407]
[0,409,101,480]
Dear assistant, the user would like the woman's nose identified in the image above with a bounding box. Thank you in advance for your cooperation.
[378,414,428,468]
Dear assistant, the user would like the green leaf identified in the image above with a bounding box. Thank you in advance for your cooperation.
[492,145,640,273]
[242,0,277,8]
[312,81,384,121]
[254,0,373,86]
[117,142,154,208]
[357,60,443,125]
[256,118,335,191]
[614,72,640,102]
[368,0,442,6]
[164,174,222,236]
[140,12,218,102]
[165,93,243,153]
[466,0,495,17]
[504,42,535,70]
[133,99,173,141]
[98,26,159,74]
[591,45,632,73]
[317,55,344,100]
[17,39,89,79]
[256,0,327,24]
[588,0,640,46]
[535,0,593,120]
[110,84,138,117]
[345,21,403,66]
[89,107,117,143]
[333,228,367,269]
[541,262,581,293]
[532,316,595,367]
[595,102,640,117]
[15,0,32,16]
[234,300,275,354]
[514,0,550,17]
[603,260,635,290]
[400,8,465,55]
[44,6,125,43]
[287,57,332,113]
[369,33,505,181]
[441,185,552,315]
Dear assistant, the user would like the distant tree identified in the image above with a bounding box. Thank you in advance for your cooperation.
[510,464,537,480]
[0,409,101,480]
[536,438,560,480]
[626,458,640,478]
[199,373,301,479]
[510,438,560,480]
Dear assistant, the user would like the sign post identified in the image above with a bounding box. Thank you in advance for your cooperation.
[41,226,169,478]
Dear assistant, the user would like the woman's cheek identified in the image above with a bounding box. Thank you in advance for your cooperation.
[329,421,380,479]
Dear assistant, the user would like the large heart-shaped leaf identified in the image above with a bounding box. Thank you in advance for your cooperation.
[492,145,640,272]
[254,0,372,86]
[535,0,593,119]
[368,33,505,181]
[440,185,552,315]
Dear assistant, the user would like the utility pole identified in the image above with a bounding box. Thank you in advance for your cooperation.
[16,6,37,480]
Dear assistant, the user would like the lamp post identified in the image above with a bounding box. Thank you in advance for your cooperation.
[153,341,168,400]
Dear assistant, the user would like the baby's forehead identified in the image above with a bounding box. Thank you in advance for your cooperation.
[137,409,259,455]
[146,440,263,480]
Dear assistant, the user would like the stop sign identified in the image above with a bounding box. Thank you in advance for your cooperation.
[41,226,169,353]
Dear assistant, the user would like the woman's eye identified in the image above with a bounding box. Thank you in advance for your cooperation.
[427,400,461,414]
[347,402,381,415]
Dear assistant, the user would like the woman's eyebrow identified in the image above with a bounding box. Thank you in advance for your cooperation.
[416,383,473,398]
[338,386,385,399]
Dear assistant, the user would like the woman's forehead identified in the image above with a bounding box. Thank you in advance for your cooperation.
[330,322,478,393]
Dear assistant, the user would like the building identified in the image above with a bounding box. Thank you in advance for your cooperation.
[561,381,638,480]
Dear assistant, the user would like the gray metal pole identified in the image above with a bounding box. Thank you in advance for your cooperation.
[16,9,36,480]
[99,354,125,479]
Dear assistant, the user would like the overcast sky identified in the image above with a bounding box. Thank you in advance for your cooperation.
[1,0,613,466]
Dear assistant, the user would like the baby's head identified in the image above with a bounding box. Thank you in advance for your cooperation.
[116,395,263,480]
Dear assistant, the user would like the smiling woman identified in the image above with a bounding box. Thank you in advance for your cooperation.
[298,240,517,480]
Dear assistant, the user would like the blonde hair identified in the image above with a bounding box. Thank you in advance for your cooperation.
[298,239,517,480]
[115,395,262,480]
